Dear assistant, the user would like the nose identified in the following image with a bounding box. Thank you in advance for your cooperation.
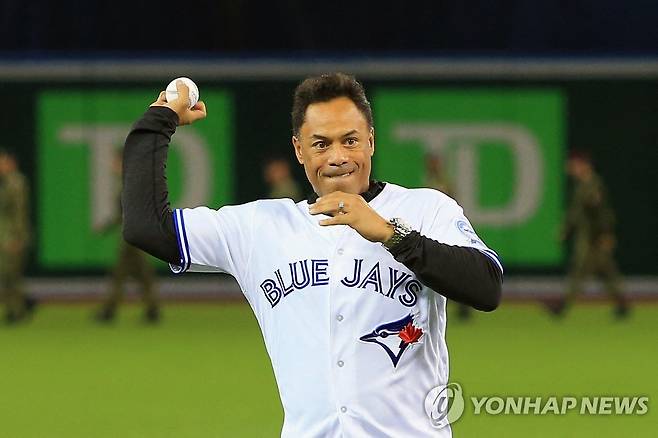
[327,143,349,166]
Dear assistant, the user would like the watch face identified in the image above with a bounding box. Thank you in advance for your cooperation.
[383,218,411,249]
[392,218,411,234]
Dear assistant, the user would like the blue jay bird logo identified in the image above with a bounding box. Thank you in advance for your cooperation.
[360,314,424,367]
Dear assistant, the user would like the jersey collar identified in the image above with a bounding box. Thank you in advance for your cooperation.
[307,180,386,204]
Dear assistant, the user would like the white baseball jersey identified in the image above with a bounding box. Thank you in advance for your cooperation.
[171,182,502,437]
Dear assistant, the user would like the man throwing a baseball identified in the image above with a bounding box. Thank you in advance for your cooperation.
[122,73,502,437]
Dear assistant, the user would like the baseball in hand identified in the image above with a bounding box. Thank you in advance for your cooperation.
[165,77,199,109]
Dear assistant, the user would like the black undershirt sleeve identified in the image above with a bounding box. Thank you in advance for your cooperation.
[389,231,502,311]
[121,106,180,264]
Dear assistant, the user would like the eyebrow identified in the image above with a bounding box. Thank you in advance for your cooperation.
[310,130,359,140]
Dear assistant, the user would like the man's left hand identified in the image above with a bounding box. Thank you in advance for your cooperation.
[308,191,394,243]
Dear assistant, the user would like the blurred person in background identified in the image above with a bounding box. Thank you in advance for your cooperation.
[425,152,471,321]
[263,156,302,201]
[0,148,36,324]
[425,153,453,196]
[95,149,160,323]
[548,151,629,318]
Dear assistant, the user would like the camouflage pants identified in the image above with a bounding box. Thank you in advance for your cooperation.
[0,251,25,316]
[566,238,624,305]
[102,240,157,309]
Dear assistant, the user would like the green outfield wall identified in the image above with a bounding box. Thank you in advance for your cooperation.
[0,78,654,275]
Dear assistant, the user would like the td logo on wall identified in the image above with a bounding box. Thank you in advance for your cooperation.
[373,89,564,266]
[37,90,233,268]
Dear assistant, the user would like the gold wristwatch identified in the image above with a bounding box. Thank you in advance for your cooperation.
[383,218,413,250]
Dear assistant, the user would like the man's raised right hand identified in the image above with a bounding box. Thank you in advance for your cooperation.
[150,80,207,126]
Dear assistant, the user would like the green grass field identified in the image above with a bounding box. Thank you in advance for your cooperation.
[1,302,655,437]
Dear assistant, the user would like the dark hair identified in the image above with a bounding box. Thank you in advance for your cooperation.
[291,73,373,135]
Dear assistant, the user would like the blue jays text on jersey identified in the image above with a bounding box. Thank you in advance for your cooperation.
[260,258,421,308]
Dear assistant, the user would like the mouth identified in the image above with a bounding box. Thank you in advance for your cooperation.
[324,170,355,179]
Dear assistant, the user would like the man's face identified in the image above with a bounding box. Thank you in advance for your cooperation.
[567,158,587,180]
[292,97,374,197]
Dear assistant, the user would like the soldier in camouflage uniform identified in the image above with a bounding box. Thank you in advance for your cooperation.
[550,151,629,317]
[425,153,453,197]
[0,148,35,324]
[95,150,159,323]
[263,157,303,201]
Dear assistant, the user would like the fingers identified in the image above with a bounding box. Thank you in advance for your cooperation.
[192,100,206,112]
[309,198,346,216]
[191,100,208,117]
[175,80,191,108]
[311,193,354,226]
[309,192,355,216]
[319,215,350,226]
[184,101,206,123]
[150,91,168,107]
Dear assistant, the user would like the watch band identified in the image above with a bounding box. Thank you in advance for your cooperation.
[383,218,413,250]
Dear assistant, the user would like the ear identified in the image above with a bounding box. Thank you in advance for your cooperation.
[292,135,304,164]
[368,127,375,157]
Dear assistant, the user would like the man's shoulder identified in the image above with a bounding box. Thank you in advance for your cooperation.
[382,182,456,205]
[255,197,303,209]
[590,173,606,190]
[215,198,302,216]
[5,172,27,192]
[577,175,604,198]
[179,199,302,231]
[184,198,299,214]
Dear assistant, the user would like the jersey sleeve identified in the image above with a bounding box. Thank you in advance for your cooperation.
[169,201,258,282]
[425,198,504,274]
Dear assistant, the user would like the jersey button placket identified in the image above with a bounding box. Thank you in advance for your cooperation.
[330,234,350,423]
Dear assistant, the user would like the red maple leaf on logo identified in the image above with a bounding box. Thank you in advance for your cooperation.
[398,322,423,344]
